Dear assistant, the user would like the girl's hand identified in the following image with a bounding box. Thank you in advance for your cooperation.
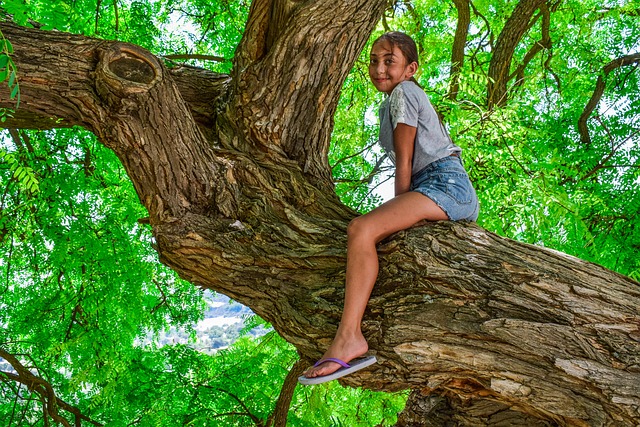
[393,123,417,196]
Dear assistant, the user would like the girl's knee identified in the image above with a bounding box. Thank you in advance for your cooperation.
[347,216,373,241]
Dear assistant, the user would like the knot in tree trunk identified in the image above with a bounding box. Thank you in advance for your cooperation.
[95,43,163,109]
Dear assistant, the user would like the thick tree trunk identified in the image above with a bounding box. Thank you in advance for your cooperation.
[1,2,640,425]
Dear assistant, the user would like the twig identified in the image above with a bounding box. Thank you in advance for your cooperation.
[163,54,226,62]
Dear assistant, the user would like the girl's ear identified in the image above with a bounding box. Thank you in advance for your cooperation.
[405,61,418,78]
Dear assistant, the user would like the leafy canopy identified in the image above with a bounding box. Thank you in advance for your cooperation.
[1,0,640,425]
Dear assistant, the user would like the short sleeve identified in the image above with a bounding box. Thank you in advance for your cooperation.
[389,83,420,129]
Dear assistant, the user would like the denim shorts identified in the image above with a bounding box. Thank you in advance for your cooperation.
[410,156,479,221]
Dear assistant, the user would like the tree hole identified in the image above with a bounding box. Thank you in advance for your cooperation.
[109,56,156,85]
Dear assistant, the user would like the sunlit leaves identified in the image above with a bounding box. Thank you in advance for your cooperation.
[293,376,407,427]
[158,0,250,73]
[0,150,37,193]
[0,128,206,424]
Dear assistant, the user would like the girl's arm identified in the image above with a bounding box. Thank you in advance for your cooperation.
[393,123,417,196]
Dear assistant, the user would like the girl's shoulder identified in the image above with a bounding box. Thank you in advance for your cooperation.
[389,80,425,96]
[389,80,428,106]
[400,80,427,97]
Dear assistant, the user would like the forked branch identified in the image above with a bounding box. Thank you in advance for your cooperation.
[487,0,545,108]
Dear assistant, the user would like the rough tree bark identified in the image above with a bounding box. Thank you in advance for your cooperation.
[1,1,639,425]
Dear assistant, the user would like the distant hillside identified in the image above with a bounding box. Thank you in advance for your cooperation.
[154,290,268,353]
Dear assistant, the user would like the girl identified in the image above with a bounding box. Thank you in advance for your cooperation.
[299,32,479,385]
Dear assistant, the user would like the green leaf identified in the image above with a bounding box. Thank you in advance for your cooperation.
[10,81,19,100]
[5,39,14,55]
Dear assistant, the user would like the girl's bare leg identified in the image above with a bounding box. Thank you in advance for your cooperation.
[304,191,447,378]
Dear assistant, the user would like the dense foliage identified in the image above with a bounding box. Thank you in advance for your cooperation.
[1,0,639,425]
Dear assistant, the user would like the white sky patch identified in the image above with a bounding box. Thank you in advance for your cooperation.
[363,104,395,203]
[194,317,242,330]
[1,129,13,150]
[375,168,395,203]
[160,10,199,52]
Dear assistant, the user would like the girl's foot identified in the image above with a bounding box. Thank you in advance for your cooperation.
[303,332,369,378]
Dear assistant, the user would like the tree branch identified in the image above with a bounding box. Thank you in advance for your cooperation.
[577,128,640,183]
[467,1,493,76]
[487,0,545,108]
[95,0,102,34]
[448,0,470,101]
[0,349,103,427]
[508,3,552,87]
[113,0,120,33]
[599,6,640,18]
[577,52,640,145]
[233,0,272,73]
[266,358,306,427]
[0,21,239,222]
[163,53,226,62]
[215,387,263,425]
[0,21,230,130]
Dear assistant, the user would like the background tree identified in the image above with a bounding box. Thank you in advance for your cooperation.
[1,0,640,426]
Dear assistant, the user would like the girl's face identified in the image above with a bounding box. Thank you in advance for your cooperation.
[368,40,417,95]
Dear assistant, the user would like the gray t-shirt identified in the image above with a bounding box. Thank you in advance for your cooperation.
[378,80,460,175]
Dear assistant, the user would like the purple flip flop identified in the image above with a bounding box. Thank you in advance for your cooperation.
[298,356,377,385]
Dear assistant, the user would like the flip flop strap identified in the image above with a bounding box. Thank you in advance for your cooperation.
[313,357,351,368]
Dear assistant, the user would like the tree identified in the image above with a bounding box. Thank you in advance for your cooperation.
[1,0,640,425]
